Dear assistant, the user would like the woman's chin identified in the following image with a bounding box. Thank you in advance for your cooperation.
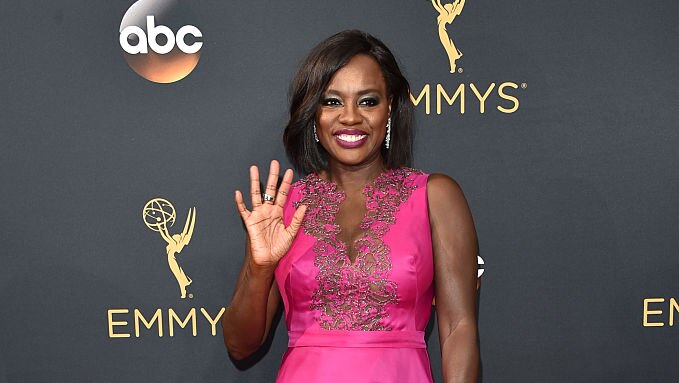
[327,149,382,167]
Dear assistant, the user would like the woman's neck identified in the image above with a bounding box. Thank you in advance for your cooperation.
[323,157,387,193]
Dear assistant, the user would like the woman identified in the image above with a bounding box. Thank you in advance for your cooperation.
[222,30,479,382]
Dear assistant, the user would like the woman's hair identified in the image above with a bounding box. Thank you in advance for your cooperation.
[283,30,414,173]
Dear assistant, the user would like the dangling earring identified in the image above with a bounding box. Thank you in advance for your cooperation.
[313,123,319,143]
[385,117,392,149]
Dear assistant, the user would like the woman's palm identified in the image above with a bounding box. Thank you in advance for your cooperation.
[245,203,296,267]
[235,161,306,269]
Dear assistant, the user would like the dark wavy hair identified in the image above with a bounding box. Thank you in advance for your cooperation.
[283,30,414,173]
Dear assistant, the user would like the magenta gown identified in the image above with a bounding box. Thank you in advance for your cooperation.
[275,167,435,382]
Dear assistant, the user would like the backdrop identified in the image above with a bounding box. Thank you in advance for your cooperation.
[1,1,678,382]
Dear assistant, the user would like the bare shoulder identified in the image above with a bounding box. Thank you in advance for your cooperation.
[426,173,478,276]
[426,173,469,212]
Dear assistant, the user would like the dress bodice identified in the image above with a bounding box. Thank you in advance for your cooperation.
[274,168,435,382]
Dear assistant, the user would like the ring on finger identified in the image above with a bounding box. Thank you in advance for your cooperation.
[263,194,275,203]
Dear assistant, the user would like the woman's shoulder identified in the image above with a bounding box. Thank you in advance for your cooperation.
[390,166,427,185]
[426,172,462,192]
[425,172,471,214]
[389,167,460,191]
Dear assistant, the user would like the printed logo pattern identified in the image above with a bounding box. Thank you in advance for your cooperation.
[143,198,196,298]
[119,0,203,83]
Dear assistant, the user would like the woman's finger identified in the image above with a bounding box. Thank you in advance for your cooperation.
[286,204,307,237]
[275,168,294,208]
[234,190,251,220]
[263,160,279,204]
[249,165,262,207]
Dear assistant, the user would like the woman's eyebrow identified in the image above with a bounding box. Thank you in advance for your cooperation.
[323,88,382,96]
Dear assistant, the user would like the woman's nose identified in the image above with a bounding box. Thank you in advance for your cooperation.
[338,104,361,125]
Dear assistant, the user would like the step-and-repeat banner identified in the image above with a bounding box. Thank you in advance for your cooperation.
[1,1,677,382]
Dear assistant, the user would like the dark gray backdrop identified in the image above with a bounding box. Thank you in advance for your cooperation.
[1,1,678,382]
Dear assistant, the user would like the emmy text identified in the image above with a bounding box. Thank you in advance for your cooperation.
[643,298,679,327]
[410,82,522,115]
[108,307,226,338]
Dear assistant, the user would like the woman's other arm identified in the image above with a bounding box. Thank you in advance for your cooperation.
[428,173,479,383]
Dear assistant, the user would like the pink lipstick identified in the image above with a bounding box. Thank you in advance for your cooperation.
[333,129,368,149]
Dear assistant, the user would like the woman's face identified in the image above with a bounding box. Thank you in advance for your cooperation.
[316,54,392,168]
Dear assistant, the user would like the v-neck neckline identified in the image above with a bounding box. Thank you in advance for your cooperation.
[309,170,394,265]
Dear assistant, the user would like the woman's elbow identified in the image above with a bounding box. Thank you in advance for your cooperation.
[224,336,260,361]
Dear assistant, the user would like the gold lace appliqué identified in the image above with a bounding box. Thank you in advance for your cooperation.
[294,168,421,330]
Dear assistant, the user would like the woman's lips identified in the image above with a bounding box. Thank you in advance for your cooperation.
[333,129,368,149]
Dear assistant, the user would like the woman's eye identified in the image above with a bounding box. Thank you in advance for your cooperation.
[321,97,341,106]
[359,97,379,106]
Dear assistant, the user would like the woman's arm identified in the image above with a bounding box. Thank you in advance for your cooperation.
[222,236,281,360]
[427,173,479,383]
[221,161,306,360]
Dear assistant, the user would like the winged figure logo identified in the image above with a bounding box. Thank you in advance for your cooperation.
[431,0,466,73]
[143,198,197,298]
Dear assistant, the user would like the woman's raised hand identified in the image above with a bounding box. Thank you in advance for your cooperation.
[234,160,307,270]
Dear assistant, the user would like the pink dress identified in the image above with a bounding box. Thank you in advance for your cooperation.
[275,168,434,382]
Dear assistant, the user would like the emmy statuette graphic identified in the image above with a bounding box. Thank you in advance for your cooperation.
[431,0,466,73]
[143,198,197,298]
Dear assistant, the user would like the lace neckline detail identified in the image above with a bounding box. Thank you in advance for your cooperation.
[293,167,422,330]
[307,167,391,193]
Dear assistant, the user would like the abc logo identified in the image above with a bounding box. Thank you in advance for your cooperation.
[120,16,202,55]
[119,0,202,83]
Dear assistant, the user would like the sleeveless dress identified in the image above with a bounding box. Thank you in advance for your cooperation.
[275,167,434,383]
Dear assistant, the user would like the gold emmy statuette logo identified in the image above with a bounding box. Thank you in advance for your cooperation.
[143,198,196,298]
[431,0,466,73]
